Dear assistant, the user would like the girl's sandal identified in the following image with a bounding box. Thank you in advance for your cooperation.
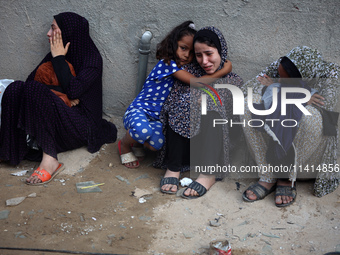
[118,140,139,168]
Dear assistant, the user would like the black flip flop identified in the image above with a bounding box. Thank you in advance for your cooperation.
[160,177,179,194]
[179,181,207,199]
[242,182,276,202]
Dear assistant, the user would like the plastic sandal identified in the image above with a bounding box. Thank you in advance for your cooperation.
[160,177,179,194]
[275,185,297,207]
[242,182,276,202]
[179,181,207,199]
[118,140,139,168]
[26,163,64,186]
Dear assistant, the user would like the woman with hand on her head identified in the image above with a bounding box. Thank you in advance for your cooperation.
[155,26,243,198]
[0,12,117,185]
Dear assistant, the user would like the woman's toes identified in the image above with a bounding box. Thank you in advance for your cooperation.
[246,190,256,200]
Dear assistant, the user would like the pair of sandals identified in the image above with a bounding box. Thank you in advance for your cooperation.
[160,177,207,199]
[118,140,145,168]
[242,182,296,207]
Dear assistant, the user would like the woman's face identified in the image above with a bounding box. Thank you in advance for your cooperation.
[278,64,290,78]
[194,42,221,74]
[176,35,194,67]
[47,19,61,43]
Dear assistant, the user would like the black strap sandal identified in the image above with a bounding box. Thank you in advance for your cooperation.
[180,181,207,199]
[160,177,179,194]
[275,185,297,207]
[242,182,276,202]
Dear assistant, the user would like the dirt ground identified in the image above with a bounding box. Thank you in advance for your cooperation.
[0,116,340,255]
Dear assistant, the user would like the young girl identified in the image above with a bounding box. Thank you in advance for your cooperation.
[119,21,232,168]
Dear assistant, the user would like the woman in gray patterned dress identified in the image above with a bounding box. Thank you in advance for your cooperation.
[241,46,339,206]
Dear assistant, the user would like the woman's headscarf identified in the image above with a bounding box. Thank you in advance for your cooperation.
[52,12,101,74]
[186,26,228,77]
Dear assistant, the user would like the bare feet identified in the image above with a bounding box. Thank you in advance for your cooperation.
[275,179,294,206]
[245,181,276,201]
[26,153,60,184]
[161,169,180,193]
[184,174,215,197]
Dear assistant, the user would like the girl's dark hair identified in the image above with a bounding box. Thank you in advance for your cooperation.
[156,20,196,65]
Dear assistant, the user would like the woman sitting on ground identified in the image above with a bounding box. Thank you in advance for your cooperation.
[241,46,339,206]
[0,12,117,185]
[155,26,243,198]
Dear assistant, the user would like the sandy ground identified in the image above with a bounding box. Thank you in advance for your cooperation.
[0,115,340,255]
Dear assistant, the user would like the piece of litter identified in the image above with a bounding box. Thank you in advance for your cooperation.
[134,174,149,181]
[27,193,37,198]
[80,183,105,189]
[11,170,28,176]
[139,198,146,203]
[116,175,130,185]
[262,232,280,238]
[209,220,221,227]
[6,197,26,206]
[109,163,113,167]
[92,217,97,221]
[180,177,193,187]
[76,181,102,193]
[133,188,152,198]
[0,210,11,220]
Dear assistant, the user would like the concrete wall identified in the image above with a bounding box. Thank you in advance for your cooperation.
[1,0,339,116]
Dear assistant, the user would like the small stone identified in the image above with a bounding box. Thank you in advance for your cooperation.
[6,197,26,206]
[209,220,221,227]
[0,210,10,220]
[183,232,194,239]
[139,216,152,221]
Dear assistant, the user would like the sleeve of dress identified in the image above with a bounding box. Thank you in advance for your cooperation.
[51,55,73,91]
[149,60,182,81]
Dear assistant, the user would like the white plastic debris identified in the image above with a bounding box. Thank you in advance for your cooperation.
[11,170,28,176]
[139,198,147,204]
[27,193,37,198]
[6,197,26,206]
[180,177,193,187]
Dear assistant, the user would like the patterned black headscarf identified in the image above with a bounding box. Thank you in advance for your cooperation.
[186,26,228,77]
[52,12,101,74]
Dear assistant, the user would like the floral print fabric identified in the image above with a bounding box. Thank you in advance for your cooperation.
[241,46,340,197]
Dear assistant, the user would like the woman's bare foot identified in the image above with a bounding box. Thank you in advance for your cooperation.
[275,179,294,205]
[245,181,276,201]
[26,152,60,184]
[184,174,215,197]
[161,169,180,193]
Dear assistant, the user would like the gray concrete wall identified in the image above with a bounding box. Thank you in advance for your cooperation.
[1,0,339,116]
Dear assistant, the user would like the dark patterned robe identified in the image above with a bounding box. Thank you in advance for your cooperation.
[0,12,117,165]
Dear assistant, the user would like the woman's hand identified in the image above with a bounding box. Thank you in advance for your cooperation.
[307,93,325,106]
[70,99,80,107]
[257,74,273,86]
[51,30,70,58]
